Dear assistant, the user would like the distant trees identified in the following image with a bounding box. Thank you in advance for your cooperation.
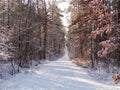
[68,0,91,60]
[0,0,65,70]
[45,0,65,59]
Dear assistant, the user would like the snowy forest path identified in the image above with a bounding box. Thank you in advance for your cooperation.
[0,54,120,90]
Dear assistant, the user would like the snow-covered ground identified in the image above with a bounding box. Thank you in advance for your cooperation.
[0,54,120,90]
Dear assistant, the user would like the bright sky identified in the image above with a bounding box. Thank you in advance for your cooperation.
[57,1,70,31]
[58,1,70,26]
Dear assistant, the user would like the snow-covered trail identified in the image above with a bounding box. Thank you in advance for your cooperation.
[0,54,120,90]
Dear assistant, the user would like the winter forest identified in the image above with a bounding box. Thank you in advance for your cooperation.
[0,0,120,90]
